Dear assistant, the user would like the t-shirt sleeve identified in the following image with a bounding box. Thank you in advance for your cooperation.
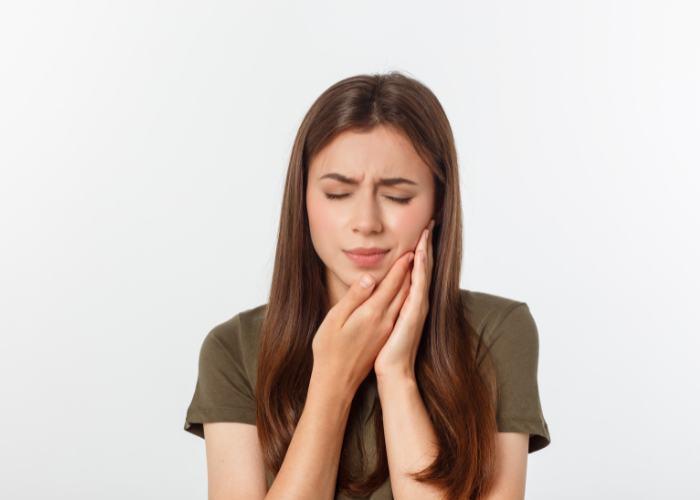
[485,302,551,453]
[184,314,257,439]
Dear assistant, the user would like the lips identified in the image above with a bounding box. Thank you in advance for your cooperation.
[343,248,389,267]
[345,247,389,255]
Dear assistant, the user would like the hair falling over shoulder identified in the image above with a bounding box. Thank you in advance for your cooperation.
[255,71,499,500]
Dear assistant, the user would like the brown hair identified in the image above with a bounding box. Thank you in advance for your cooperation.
[255,71,498,500]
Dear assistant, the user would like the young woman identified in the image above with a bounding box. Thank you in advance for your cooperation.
[184,72,550,500]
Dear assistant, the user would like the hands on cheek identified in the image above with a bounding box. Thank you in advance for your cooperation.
[374,219,435,380]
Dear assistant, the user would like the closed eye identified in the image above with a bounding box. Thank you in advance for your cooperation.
[324,193,413,205]
[386,196,412,205]
[324,193,350,200]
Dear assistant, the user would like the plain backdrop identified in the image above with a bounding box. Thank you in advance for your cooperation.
[1,1,698,499]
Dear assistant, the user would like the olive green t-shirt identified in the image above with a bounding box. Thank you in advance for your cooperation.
[184,289,551,498]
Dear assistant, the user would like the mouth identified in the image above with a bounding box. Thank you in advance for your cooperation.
[343,249,390,267]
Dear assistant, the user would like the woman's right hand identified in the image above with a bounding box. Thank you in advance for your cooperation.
[311,251,415,395]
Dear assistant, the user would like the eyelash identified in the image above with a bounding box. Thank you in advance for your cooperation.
[324,193,413,205]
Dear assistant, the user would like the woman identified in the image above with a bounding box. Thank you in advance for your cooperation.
[184,72,550,500]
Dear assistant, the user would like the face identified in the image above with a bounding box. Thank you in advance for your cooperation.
[306,124,436,308]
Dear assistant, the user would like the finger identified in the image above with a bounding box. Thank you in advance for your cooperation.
[420,221,433,286]
[417,226,429,280]
[365,251,414,310]
[414,248,427,294]
[408,248,431,323]
[387,263,412,321]
[330,273,376,325]
[427,219,435,274]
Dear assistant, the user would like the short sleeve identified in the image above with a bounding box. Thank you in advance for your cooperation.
[184,313,258,438]
[485,303,551,453]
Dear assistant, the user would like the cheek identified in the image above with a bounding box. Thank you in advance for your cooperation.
[389,200,432,249]
[307,192,329,231]
[306,191,336,253]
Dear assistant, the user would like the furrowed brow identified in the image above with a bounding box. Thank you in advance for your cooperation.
[319,173,417,186]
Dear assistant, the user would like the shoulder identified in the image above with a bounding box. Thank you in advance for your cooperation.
[205,303,268,346]
[460,290,550,451]
[459,289,538,350]
[459,289,528,332]
[185,304,267,436]
[199,303,268,377]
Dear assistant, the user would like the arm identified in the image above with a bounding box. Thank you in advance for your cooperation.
[486,432,529,500]
[377,372,529,500]
[204,422,267,499]
[203,374,354,500]
[264,374,354,500]
[376,373,442,500]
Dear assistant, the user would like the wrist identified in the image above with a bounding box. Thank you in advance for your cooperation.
[375,365,416,384]
[375,368,417,398]
[308,369,357,409]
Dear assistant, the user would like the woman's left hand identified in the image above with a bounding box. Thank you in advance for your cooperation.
[374,219,435,380]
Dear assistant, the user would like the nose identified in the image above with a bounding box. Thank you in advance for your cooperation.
[351,189,383,235]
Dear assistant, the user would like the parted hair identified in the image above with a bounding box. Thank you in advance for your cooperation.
[255,71,499,500]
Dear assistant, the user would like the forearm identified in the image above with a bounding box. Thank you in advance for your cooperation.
[265,372,354,500]
[377,373,444,500]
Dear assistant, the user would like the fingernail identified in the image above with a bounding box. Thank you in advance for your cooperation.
[421,250,425,262]
[359,275,374,289]
[424,229,429,241]
[429,220,435,231]
[407,252,414,263]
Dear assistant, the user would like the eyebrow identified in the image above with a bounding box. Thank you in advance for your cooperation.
[318,173,417,187]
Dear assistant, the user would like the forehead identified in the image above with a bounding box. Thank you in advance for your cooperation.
[308,125,432,180]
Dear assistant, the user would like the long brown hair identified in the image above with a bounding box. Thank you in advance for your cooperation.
[255,72,498,500]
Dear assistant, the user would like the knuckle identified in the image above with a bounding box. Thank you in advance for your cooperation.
[323,311,339,329]
[380,319,394,336]
[364,307,381,324]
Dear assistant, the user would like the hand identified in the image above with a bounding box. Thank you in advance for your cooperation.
[311,251,415,395]
[374,220,435,380]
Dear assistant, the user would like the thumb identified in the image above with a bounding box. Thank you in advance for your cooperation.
[331,274,375,324]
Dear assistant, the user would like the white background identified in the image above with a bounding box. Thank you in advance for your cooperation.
[1,1,698,499]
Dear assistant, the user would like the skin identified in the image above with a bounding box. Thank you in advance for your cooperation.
[305,124,435,310]
[203,124,529,500]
